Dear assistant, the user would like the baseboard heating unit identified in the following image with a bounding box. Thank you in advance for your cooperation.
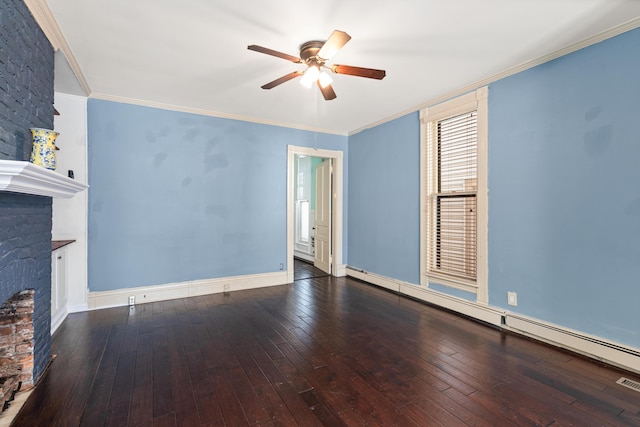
[505,314,640,375]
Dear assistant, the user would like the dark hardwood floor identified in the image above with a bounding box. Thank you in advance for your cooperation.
[12,262,640,426]
[293,258,329,281]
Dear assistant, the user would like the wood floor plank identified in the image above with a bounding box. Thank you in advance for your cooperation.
[270,381,325,427]
[253,383,300,427]
[152,346,174,418]
[79,365,117,427]
[209,367,249,426]
[225,364,270,424]
[105,350,136,426]
[130,384,154,427]
[12,260,640,426]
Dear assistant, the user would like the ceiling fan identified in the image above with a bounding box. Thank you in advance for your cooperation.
[248,30,386,101]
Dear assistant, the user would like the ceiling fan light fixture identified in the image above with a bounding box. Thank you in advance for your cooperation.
[300,65,320,88]
[318,70,333,88]
[249,30,386,100]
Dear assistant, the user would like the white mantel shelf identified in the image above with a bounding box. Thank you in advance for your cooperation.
[0,160,88,198]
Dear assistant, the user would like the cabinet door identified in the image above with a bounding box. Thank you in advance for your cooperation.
[51,248,67,319]
[51,251,58,312]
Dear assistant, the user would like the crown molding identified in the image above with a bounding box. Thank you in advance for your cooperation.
[349,17,640,136]
[90,93,348,136]
[0,160,88,198]
[24,0,91,96]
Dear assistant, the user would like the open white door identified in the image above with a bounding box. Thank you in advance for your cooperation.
[314,159,332,274]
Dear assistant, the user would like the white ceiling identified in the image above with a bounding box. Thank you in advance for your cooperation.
[47,0,640,135]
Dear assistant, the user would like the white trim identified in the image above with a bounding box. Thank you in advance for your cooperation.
[24,0,91,96]
[350,17,640,136]
[287,146,344,281]
[50,306,67,335]
[87,271,288,310]
[293,252,314,263]
[67,303,89,313]
[346,267,504,326]
[475,87,489,304]
[346,267,402,293]
[505,313,640,375]
[419,87,488,301]
[0,160,88,198]
[421,272,478,294]
[22,0,61,50]
[420,91,479,123]
[335,264,347,277]
[91,93,347,136]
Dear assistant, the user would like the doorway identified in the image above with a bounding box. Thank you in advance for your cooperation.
[287,145,344,283]
[292,154,324,264]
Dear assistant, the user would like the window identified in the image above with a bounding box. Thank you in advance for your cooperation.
[295,155,312,247]
[420,88,487,302]
[296,199,310,243]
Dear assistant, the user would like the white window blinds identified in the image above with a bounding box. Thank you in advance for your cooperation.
[429,111,477,280]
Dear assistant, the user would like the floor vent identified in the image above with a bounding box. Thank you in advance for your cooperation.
[616,377,640,392]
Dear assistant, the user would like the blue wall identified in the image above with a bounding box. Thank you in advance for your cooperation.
[346,27,640,349]
[348,113,421,284]
[488,28,640,347]
[86,26,640,350]
[87,100,347,291]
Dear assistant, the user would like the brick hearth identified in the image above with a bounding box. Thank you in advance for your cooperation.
[0,290,35,410]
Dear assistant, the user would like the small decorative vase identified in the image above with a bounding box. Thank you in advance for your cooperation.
[29,128,59,170]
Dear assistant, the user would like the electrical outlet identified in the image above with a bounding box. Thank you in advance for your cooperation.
[279,263,284,270]
[128,295,135,306]
[507,291,517,306]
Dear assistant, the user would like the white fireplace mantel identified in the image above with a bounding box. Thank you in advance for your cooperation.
[0,160,88,198]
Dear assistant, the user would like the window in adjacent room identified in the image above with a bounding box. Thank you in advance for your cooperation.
[420,87,488,302]
[295,155,312,247]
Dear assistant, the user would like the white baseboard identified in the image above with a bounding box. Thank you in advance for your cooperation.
[399,283,504,326]
[335,264,347,277]
[346,266,640,374]
[505,314,640,375]
[67,303,89,313]
[294,252,314,263]
[88,271,289,310]
[50,307,68,335]
[346,267,504,326]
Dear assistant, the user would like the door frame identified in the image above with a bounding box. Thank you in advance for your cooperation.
[287,145,344,282]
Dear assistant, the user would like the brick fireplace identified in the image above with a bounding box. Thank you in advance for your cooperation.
[0,290,35,408]
[0,165,87,421]
[0,0,87,414]
[0,161,88,412]
[0,0,56,399]
[0,193,53,393]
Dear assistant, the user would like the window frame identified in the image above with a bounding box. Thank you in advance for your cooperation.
[420,87,488,303]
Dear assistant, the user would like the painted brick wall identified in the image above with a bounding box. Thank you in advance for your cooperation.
[0,0,55,382]
[0,195,52,384]
[0,0,54,161]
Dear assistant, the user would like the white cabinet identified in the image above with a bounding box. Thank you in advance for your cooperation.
[51,243,70,334]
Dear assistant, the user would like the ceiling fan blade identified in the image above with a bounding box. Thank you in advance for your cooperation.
[317,30,351,60]
[261,71,302,89]
[317,81,337,101]
[331,64,386,80]
[248,45,302,63]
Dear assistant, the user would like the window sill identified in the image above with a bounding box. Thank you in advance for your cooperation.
[424,271,478,294]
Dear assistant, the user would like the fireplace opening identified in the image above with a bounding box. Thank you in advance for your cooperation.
[0,290,35,411]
